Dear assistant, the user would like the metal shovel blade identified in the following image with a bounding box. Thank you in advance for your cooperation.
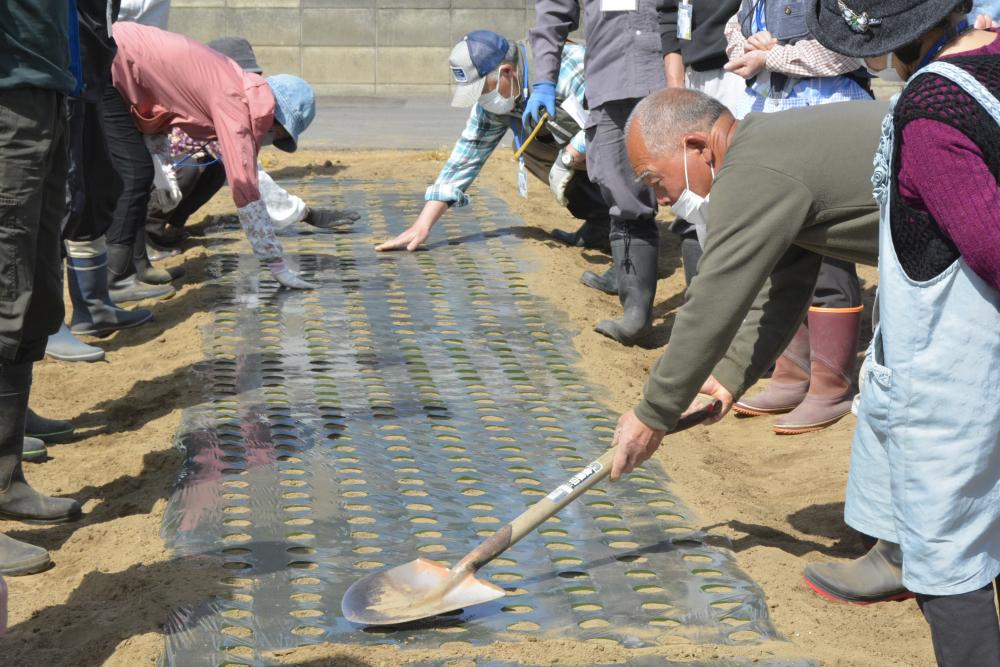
[342,557,507,626]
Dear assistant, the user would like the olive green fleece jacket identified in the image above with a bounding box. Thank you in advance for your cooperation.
[635,100,887,432]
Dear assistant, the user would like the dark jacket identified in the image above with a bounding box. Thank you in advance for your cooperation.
[0,0,76,92]
[659,0,741,72]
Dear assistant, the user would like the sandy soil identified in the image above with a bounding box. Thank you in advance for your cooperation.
[2,148,933,666]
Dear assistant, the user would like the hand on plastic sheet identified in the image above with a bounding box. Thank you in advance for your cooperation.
[610,409,666,481]
[375,221,431,252]
[269,261,318,290]
[683,374,733,425]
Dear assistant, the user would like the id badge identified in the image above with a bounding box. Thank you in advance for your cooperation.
[601,0,637,12]
[677,1,693,40]
[518,158,529,199]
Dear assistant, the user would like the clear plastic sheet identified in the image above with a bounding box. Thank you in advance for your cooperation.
[160,181,780,666]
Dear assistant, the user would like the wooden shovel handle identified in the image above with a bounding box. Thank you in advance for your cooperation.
[455,400,722,573]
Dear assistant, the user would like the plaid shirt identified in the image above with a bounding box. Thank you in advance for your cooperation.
[426,42,586,208]
[724,12,869,117]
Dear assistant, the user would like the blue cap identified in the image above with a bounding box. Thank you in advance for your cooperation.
[266,74,316,152]
[449,31,510,107]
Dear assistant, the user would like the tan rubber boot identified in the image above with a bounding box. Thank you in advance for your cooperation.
[733,322,810,416]
[803,539,913,604]
[774,306,862,434]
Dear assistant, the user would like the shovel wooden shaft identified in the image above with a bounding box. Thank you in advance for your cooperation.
[454,400,721,573]
[511,111,549,161]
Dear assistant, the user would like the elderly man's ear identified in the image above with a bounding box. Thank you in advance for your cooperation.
[681,133,714,165]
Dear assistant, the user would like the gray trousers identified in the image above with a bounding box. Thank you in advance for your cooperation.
[676,225,861,308]
[584,100,657,233]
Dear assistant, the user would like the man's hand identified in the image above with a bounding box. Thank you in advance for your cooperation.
[682,374,734,425]
[610,409,667,481]
[724,50,769,79]
[745,30,777,52]
[522,81,557,127]
[375,221,431,252]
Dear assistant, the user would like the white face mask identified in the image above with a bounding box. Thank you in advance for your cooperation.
[670,142,714,246]
[865,52,904,83]
[479,71,520,115]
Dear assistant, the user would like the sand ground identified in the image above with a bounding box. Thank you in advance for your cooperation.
[1,149,934,666]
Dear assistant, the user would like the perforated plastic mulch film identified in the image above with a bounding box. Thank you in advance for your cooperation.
[160,180,779,665]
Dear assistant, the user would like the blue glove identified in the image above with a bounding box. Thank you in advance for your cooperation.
[521,81,557,128]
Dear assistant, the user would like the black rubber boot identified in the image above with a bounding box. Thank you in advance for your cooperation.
[25,409,74,444]
[133,226,184,284]
[107,242,176,304]
[0,533,51,576]
[67,247,156,335]
[551,218,612,253]
[594,223,659,345]
[0,364,81,524]
[22,437,46,463]
[580,263,619,295]
[146,218,189,247]
[803,540,912,604]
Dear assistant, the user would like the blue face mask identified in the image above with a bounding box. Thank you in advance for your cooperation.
[479,71,520,114]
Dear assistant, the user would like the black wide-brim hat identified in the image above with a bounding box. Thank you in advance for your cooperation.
[807,0,963,58]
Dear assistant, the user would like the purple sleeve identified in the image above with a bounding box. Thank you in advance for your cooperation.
[898,118,1000,291]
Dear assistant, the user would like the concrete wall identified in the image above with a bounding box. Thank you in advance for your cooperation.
[168,2,552,96]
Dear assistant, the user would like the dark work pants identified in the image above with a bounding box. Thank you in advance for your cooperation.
[101,82,154,248]
[147,158,226,232]
[584,100,657,233]
[917,579,1000,667]
[674,223,861,308]
[521,139,611,225]
[63,98,119,242]
[0,89,67,364]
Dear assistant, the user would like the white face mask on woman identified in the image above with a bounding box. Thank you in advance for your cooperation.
[866,52,905,83]
[670,141,714,246]
[479,70,520,115]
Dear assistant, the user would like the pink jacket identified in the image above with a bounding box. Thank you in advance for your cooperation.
[110,22,274,208]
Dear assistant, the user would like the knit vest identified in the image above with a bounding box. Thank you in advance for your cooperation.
[890,54,1000,280]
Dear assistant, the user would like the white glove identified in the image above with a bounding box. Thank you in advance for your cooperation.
[144,134,182,212]
[268,260,317,290]
[548,152,575,206]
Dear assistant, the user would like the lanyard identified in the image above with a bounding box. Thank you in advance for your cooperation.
[753,0,766,33]
[176,146,220,168]
[513,43,530,153]
[918,19,970,70]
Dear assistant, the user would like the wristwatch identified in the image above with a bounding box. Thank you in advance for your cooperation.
[560,150,574,167]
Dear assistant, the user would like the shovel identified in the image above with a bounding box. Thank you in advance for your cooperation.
[342,400,722,626]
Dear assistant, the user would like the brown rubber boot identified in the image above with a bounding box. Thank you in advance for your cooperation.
[803,539,913,604]
[774,306,862,435]
[733,322,810,417]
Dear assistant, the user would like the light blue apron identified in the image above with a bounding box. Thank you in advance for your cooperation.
[845,61,1000,596]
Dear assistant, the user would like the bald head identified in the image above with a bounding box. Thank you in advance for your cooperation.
[626,88,728,158]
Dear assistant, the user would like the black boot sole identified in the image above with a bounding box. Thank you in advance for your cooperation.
[0,507,83,525]
[109,286,176,306]
[71,310,154,337]
[0,556,53,576]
